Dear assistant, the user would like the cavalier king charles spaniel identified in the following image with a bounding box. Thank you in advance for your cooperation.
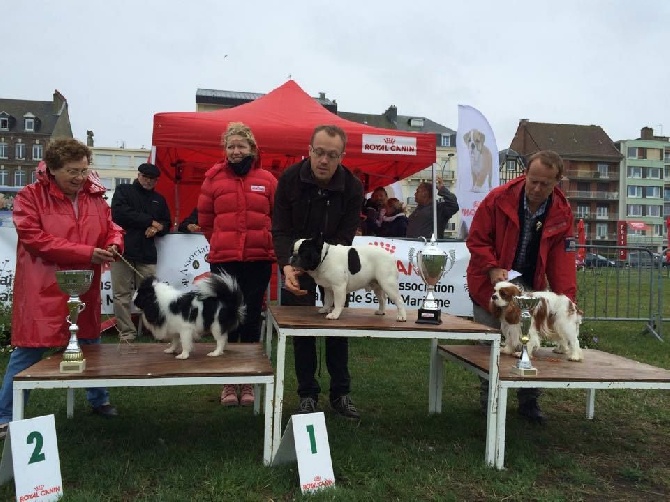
[490,281,584,361]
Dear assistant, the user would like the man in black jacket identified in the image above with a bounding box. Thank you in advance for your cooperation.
[111,163,171,340]
[272,125,364,419]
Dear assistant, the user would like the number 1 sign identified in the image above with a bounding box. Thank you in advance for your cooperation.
[272,412,335,493]
[0,415,63,501]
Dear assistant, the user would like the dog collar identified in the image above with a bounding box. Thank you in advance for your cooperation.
[320,243,330,267]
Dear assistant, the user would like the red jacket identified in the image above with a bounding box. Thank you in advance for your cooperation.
[198,157,277,263]
[466,176,576,309]
[11,168,124,347]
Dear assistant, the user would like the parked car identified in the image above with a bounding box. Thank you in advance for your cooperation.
[584,253,616,268]
[627,250,663,268]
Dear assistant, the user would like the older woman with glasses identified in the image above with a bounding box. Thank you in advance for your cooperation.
[0,138,125,437]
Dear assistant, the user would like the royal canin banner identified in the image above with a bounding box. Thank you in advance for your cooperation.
[361,134,417,155]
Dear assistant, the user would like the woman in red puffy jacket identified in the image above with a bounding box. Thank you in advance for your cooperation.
[0,139,124,436]
[198,122,277,407]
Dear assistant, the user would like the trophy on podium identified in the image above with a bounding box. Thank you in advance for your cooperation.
[511,295,541,376]
[56,270,93,373]
[409,236,455,324]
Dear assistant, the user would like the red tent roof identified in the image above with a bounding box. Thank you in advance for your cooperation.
[151,80,436,225]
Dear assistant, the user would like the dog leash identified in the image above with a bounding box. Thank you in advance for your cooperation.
[112,249,146,280]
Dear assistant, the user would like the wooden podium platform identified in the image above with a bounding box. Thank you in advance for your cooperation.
[13,342,275,464]
[268,305,501,466]
[438,344,670,469]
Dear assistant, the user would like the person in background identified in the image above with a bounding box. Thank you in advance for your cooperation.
[466,150,576,425]
[361,186,388,236]
[378,197,408,237]
[111,163,171,341]
[178,207,200,233]
[198,122,277,407]
[406,177,459,240]
[0,139,125,438]
[272,124,364,420]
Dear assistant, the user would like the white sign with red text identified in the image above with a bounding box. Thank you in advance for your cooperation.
[361,134,417,155]
[0,415,63,501]
[272,412,335,494]
[0,229,474,317]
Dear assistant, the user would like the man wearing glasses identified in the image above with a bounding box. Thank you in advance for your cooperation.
[111,163,171,340]
[272,125,364,420]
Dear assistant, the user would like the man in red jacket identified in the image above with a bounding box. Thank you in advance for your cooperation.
[466,150,577,424]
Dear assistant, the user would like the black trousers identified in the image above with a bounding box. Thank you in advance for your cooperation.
[280,275,351,402]
[211,261,272,343]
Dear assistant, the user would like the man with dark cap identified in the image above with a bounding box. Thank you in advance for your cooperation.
[111,163,171,340]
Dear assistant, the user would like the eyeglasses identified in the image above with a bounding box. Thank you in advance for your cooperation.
[310,146,342,160]
[64,169,89,178]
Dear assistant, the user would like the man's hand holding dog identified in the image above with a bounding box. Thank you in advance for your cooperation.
[283,265,307,295]
[488,267,508,285]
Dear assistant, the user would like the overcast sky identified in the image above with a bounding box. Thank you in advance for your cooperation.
[5,0,668,152]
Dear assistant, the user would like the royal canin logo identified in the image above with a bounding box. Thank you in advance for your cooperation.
[383,137,396,145]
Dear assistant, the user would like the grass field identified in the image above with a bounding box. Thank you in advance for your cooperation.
[0,317,668,501]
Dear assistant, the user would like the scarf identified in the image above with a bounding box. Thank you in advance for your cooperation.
[230,156,254,176]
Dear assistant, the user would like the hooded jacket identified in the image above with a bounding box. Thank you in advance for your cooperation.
[272,159,364,269]
[111,179,171,264]
[197,156,277,263]
[466,176,576,309]
[11,168,124,347]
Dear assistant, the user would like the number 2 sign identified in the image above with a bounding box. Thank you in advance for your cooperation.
[272,412,335,493]
[0,415,63,501]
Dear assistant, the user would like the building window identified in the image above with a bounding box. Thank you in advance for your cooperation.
[628,166,643,178]
[115,178,131,186]
[440,134,451,147]
[576,205,589,217]
[596,163,609,178]
[653,224,663,236]
[94,154,113,166]
[0,169,8,185]
[31,170,37,183]
[628,186,642,198]
[15,143,26,160]
[0,142,7,159]
[0,118,8,131]
[24,118,35,132]
[627,204,643,217]
[32,144,43,160]
[596,223,608,239]
[645,186,661,198]
[647,205,661,217]
[14,169,26,187]
[596,206,608,218]
[627,147,636,158]
[647,167,661,179]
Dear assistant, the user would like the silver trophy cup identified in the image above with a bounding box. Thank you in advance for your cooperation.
[56,270,93,373]
[409,237,455,324]
[511,295,541,376]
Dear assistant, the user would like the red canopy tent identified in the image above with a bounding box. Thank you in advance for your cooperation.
[151,80,436,226]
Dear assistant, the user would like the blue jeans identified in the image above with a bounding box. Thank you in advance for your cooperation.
[0,338,110,424]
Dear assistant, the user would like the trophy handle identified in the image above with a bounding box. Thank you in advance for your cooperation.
[444,249,456,275]
[78,302,86,313]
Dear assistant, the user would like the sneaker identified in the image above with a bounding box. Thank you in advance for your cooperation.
[240,384,255,407]
[330,395,360,420]
[220,385,239,407]
[297,397,317,414]
[92,404,118,417]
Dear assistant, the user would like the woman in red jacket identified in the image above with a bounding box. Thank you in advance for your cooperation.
[0,139,124,437]
[198,122,277,407]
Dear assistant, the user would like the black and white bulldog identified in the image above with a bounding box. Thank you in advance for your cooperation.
[290,236,407,321]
